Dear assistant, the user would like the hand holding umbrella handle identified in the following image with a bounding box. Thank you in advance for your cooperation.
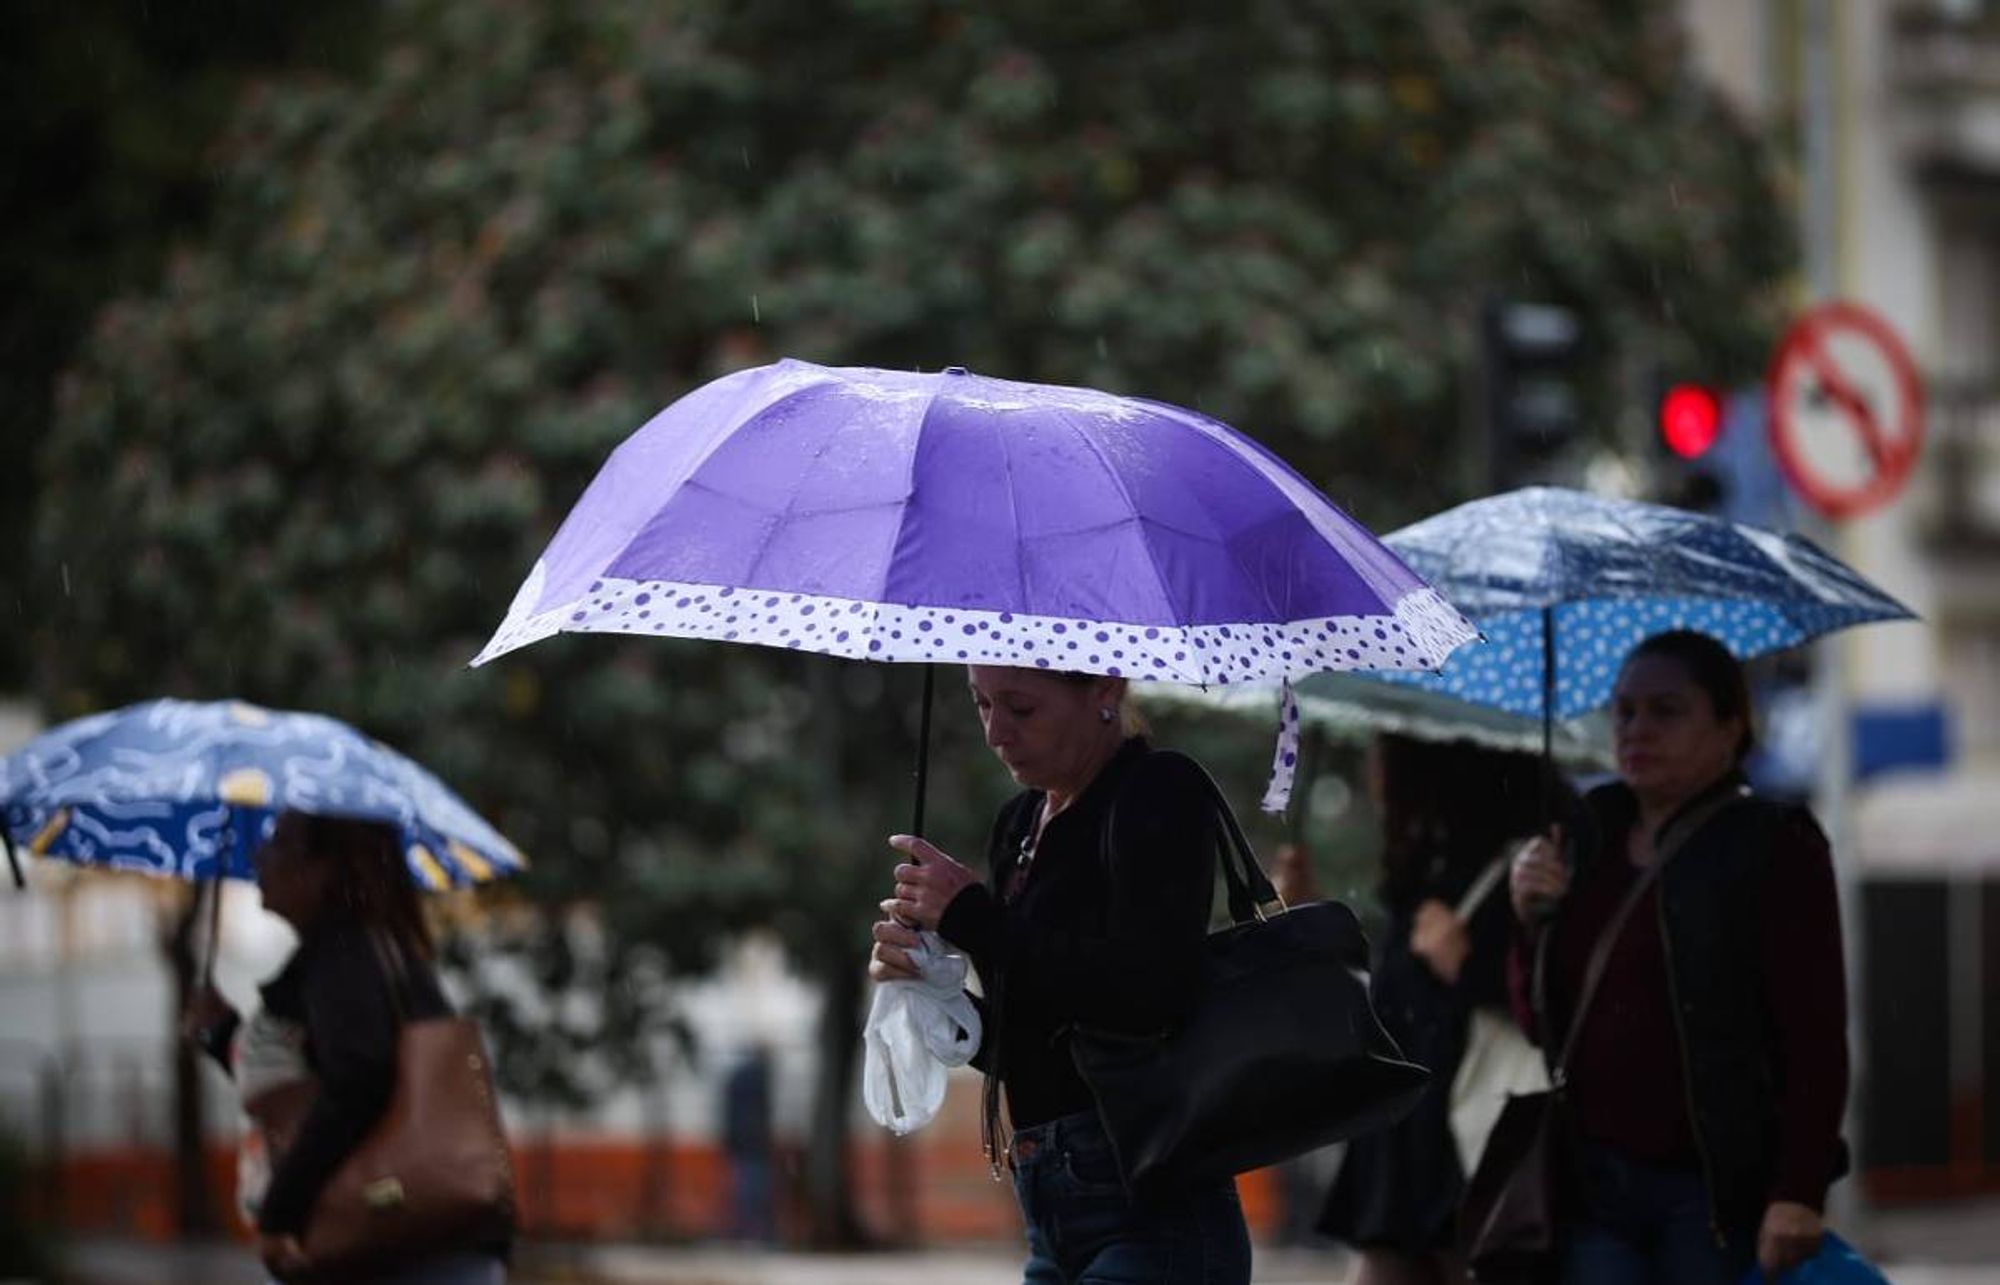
[1508,828,1569,927]
[887,835,978,931]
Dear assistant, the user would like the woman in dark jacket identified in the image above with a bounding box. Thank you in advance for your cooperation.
[1508,631,1848,1284]
[869,665,1252,1284]
[186,811,508,1284]
[1317,735,1549,1285]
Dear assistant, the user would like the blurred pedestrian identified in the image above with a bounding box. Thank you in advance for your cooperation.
[867,666,1252,1284]
[720,1045,779,1244]
[1507,630,1848,1283]
[185,810,510,1284]
[1270,841,1318,908]
[1267,842,1342,1246]
[1318,735,1550,1285]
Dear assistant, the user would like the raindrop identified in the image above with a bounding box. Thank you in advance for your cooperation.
[1095,336,1108,359]
[750,294,761,323]
[741,146,751,170]
[60,563,70,597]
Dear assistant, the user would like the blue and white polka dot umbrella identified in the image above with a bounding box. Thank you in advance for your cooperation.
[0,699,525,890]
[1374,488,1915,723]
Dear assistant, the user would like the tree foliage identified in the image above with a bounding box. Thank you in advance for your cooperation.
[35,0,1793,1241]
[1,1,382,688]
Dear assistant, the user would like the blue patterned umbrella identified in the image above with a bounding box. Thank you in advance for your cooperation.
[0,699,524,890]
[1375,488,1915,727]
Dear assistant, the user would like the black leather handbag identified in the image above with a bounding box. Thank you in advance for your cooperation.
[1068,761,1430,1195]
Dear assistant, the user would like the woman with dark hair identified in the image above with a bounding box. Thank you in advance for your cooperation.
[1508,630,1848,1284]
[1317,734,1551,1285]
[867,665,1253,1284]
[185,810,509,1284]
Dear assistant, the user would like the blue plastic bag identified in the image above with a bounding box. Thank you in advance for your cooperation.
[1739,1232,1890,1284]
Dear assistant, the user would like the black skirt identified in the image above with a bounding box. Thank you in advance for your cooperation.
[1315,926,1470,1252]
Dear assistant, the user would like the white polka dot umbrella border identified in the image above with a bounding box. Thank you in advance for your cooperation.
[473,561,1476,688]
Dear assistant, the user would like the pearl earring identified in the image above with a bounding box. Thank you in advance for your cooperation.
[1099,707,1115,724]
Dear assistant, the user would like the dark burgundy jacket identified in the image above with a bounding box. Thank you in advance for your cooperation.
[1511,777,1849,1240]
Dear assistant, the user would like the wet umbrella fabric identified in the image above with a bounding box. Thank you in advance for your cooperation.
[0,699,524,889]
[1375,487,1915,722]
[473,360,1474,684]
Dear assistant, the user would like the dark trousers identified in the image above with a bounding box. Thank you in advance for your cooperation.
[1009,1110,1251,1285]
[1560,1138,1755,1285]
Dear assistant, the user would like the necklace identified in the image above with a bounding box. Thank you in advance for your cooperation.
[1007,800,1053,900]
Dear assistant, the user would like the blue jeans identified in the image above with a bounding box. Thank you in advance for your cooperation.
[728,1151,778,1242]
[1009,1110,1251,1285]
[1561,1138,1753,1285]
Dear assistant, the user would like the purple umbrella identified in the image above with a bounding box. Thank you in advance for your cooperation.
[474,360,1475,816]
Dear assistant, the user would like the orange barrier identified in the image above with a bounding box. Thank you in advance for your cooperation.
[46,1135,1281,1245]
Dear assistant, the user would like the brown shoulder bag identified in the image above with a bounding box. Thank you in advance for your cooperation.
[290,932,516,1282]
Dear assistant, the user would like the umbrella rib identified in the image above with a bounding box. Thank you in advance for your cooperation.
[875,373,960,622]
[1199,418,1414,626]
[736,398,859,589]
[992,406,1033,611]
[1047,403,1186,659]
[594,370,837,589]
[677,475,905,524]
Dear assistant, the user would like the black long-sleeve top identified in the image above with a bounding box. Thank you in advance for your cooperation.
[937,738,1218,1131]
[201,908,450,1236]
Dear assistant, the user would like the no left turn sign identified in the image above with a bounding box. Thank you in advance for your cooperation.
[1766,301,1924,520]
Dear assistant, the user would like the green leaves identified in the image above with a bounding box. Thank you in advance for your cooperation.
[34,0,1792,1110]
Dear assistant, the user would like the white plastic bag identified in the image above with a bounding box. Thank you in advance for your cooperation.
[1448,1006,1550,1176]
[861,931,981,1135]
[1446,852,1552,1176]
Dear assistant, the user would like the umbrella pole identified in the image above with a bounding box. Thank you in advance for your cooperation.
[911,665,935,838]
[201,813,231,989]
[3,833,21,890]
[201,874,224,989]
[1540,606,1556,831]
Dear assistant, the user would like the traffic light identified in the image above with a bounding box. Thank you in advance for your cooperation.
[1482,299,1586,488]
[1658,383,1723,460]
[1652,378,1728,512]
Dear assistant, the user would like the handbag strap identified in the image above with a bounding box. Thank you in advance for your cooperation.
[1546,783,1748,1082]
[365,926,416,1026]
[1100,753,1283,926]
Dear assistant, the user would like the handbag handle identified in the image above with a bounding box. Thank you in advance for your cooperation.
[1101,754,1284,926]
[1545,783,1748,1083]
[1192,764,1287,924]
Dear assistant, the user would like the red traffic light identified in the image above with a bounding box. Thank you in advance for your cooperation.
[1659,384,1723,459]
